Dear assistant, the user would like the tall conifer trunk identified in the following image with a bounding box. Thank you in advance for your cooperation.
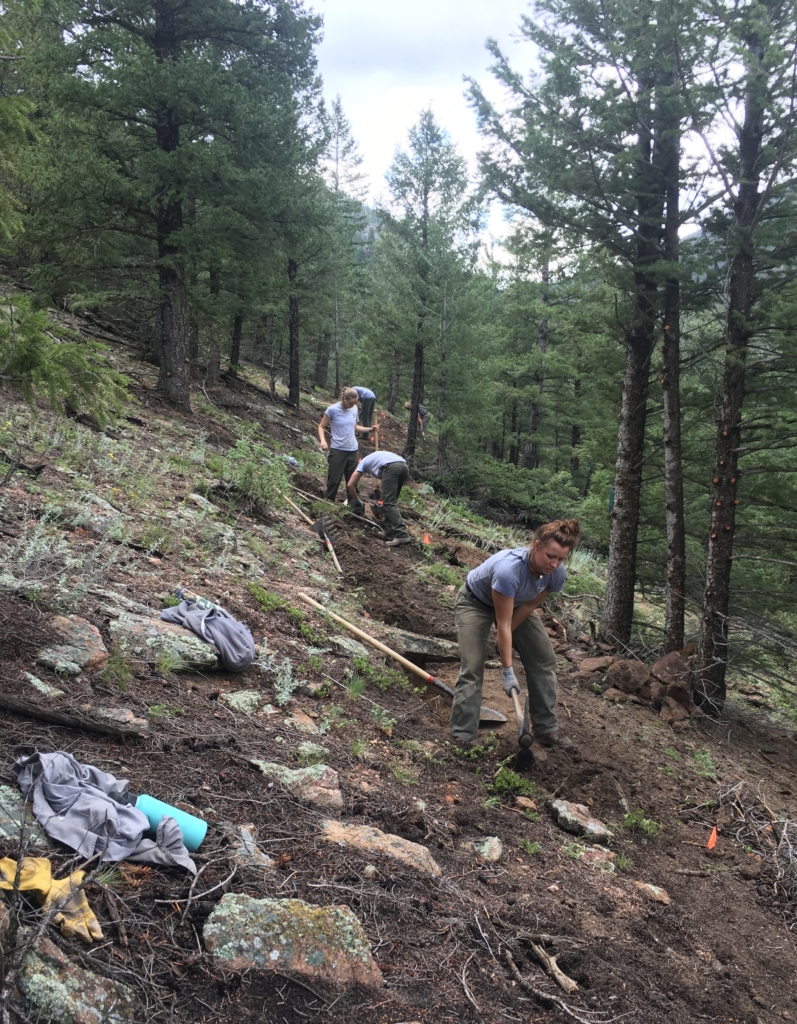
[229,310,243,375]
[601,68,664,646]
[288,258,300,409]
[153,0,190,412]
[388,349,401,412]
[695,33,765,713]
[522,255,549,470]
[314,332,330,388]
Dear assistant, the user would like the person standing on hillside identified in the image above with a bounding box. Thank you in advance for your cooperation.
[317,388,374,503]
[450,519,581,751]
[404,401,431,437]
[352,386,377,429]
[346,450,412,547]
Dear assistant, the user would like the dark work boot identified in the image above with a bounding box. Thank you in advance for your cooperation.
[535,729,577,752]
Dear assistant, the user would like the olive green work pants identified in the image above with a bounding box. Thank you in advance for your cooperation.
[380,461,410,542]
[325,448,359,502]
[450,586,559,743]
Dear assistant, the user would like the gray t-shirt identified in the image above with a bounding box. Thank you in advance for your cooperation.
[356,451,405,478]
[354,387,375,401]
[324,402,359,451]
[466,547,566,607]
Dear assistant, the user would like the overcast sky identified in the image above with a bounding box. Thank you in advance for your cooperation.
[313,0,532,211]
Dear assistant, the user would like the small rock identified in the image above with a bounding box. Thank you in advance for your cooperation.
[604,659,651,696]
[0,786,50,848]
[333,635,371,659]
[547,883,559,892]
[564,649,586,663]
[548,799,615,843]
[739,860,763,880]
[252,761,343,815]
[462,837,503,862]
[363,864,378,879]
[652,651,691,712]
[221,690,262,715]
[187,493,220,513]
[203,893,382,991]
[97,708,150,732]
[601,687,632,703]
[37,615,109,675]
[659,695,690,726]
[578,655,615,673]
[515,797,537,811]
[110,612,219,670]
[228,824,274,871]
[320,819,441,877]
[579,846,617,872]
[284,709,320,734]
[16,934,138,1022]
[24,673,64,699]
[632,881,671,905]
[298,679,329,698]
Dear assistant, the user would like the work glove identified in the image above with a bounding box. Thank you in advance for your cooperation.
[502,666,520,697]
[0,856,53,896]
[349,498,365,514]
[44,870,104,944]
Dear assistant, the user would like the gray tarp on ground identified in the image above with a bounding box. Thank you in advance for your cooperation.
[160,602,255,672]
[12,752,196,874]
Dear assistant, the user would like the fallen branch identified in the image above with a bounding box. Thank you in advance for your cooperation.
[528,939,579,994]
[0,693,147,740]
[504,951,605,1024]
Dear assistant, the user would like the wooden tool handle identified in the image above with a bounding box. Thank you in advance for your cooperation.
[283,493,314,526]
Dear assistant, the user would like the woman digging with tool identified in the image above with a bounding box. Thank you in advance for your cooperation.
[317,388,375,503]
[450,518,581,751]
[347,450,412,547]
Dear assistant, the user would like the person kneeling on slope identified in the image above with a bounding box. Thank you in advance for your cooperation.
[347,450,412,547]
[450,518,581,751]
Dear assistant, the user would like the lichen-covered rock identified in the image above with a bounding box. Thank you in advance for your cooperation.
[203,893,383,991]
[284,709,320,734]
[227,823,274,871]
[579,846,617,872]
[222,690,262,715]
[320,820,441,877]
[37,616,108,675]
[251,761,343,815]
[633,881,671,905]
[0,785,51,848]
[462,836,503,862]
[24,672,64,698]
[109,612,219,670]
[604,659,651,696]
[16,934,138,1022]
[548,799,615,843]
[378,625,459,662]
[96,708,150,732]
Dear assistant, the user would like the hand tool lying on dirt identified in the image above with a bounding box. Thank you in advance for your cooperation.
[510,690,535,770]
[290,486,386,536]
[283,494,343,574]
[297,593,507,725]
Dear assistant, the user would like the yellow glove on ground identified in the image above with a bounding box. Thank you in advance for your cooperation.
[0,857,52,896]
[44,870,104,944]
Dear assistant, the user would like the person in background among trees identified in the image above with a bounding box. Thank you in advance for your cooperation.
[450,519,582,751]
[317,388,373,503]
[404,401,431,437]
[351,386,376,429]
[347,450,412,547]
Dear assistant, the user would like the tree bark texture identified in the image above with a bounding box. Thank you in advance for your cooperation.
[387,348,401,413]
[153,0,190,412]
[601,70,664,645]
[695,34,765,713]
[522,256,549,470]
[229,310,243,374]
[403,339,424,465]
[315,332,331,388]
[288,258,300,409]
[660,77,686,653]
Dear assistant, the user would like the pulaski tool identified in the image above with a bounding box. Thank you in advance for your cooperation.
[297,593,507,725]
[510,690,535,771]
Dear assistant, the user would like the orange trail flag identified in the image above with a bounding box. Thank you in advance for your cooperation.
[707,826,718,850]
[423,533,432,545]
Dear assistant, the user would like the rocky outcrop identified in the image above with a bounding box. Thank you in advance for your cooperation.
[320,820,442,877]
[252,761,343,815]
[604,659,652,697]
[378,625,459,661]
[16,934,138,1022]
[109,612,219,670]
[203,894,383,991]
[37,616,108,675]
[651,652,691,713]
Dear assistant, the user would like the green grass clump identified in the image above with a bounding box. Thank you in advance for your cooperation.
[247,582,287,612]
[520,839,542,856]
[693,748,718,779]
[297,742,328,767]
[621,808,663,837]
[488,765,537,799]
[352,655,410,692]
